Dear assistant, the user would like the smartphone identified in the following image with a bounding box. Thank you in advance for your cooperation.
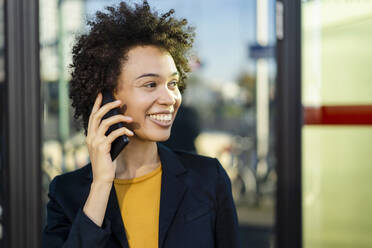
[101,90,130,161]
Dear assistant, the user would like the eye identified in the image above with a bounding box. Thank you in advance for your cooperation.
[168,80,179,88]
[144,82,157,88]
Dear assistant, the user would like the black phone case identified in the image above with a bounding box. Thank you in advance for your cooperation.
[101,90,130,161]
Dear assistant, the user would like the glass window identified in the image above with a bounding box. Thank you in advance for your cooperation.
[302,1,372,247]
[40,0,88,224]
[41,1,277,246]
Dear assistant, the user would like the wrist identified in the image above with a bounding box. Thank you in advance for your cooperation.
[91,180,113,191]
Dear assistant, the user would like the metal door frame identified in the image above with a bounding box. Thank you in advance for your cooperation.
[3,0,42,247]
[275,1,302,248]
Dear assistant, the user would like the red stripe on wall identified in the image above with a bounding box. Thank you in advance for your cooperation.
[304,105,372,125]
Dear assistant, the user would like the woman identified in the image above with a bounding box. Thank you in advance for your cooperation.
[42,1,241,247]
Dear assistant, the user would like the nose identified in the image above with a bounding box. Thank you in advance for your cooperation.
[157,85,176,106]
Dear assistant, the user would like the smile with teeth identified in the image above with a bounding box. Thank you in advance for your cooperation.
[148,114,172,122]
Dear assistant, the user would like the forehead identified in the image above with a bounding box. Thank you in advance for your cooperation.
[122,45,178,78]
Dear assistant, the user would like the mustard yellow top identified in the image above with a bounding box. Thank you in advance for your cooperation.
[113,164,162,248]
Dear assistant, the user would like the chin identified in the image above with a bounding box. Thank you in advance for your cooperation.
[152,133,171,142]
[137,130,171,142]
[156,137,170,142]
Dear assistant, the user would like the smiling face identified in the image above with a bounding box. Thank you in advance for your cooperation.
[114,45,182,142]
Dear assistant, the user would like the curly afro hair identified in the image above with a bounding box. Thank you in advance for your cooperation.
[69,0,195,135]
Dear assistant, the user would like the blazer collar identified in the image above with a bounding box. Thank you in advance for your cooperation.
[84,143,188,248]
[156,143,188,248]
[85,143,186,179]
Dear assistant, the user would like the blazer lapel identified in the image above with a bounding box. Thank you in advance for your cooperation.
[105,185,129,248]
[84,143,188,248]
[157,143,188,248]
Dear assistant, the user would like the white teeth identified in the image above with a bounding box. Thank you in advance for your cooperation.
[148,114,172,122]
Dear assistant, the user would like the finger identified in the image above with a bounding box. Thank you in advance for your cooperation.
[92,92,103,114]
[90,99,122,133]
[106,127,134,144]
[97,115,133,137]
[88,93,102,134]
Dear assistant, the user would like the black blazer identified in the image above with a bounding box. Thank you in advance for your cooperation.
[42,143,241,248]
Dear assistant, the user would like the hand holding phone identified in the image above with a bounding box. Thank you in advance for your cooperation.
[85,92,133,184]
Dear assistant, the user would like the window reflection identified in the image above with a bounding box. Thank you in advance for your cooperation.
[40,0,89,223]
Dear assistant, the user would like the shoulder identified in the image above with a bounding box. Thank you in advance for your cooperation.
[173,149,216,165]
[46,164,93,219]
[171,149,224,179]
[49,164,92,195]
[168,148,233,202]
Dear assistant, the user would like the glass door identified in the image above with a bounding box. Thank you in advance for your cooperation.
[40,0,278,247]
[302,1,372,247]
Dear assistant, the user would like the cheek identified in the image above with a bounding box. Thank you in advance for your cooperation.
[123,90,152,114]
[174,91,182,107]
[128,100,149,118]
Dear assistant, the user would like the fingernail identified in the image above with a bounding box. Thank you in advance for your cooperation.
[115,100,121,103]
[125,117,133,122]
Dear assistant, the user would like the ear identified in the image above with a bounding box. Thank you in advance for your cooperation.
[112,88,126,111]
[112,87,120,101]
[120,104,128,114]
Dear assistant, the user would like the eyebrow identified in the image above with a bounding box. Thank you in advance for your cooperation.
[135,72,179,80]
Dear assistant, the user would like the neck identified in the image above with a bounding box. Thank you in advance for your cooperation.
[113,137,160,179]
